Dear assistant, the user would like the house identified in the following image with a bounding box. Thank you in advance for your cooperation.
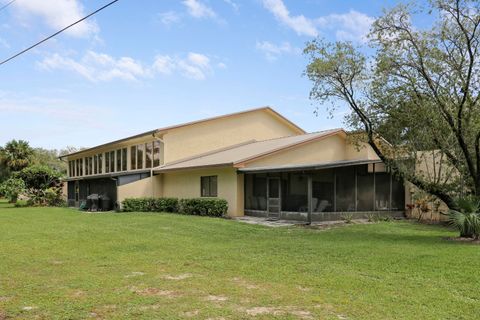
[60,107,406,221]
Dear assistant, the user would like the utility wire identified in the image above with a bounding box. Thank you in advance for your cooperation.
[0,0,120,66]
[0,0,16,13]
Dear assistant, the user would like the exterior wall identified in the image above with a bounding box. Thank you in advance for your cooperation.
[161,167,243,217]
[243,134,377,168]
[117,175,162,206]
[163,110,301,163]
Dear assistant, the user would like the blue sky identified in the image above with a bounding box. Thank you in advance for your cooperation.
[0,0,406,149]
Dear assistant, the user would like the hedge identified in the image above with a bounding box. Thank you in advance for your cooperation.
[122,197,179,213]
[122,197,228,217]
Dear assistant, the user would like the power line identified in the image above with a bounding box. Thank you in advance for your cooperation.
[0,0,17,13]
[0,0,120,66]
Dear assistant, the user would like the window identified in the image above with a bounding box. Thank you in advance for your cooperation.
[116,149,122,172]
[312,169,335,212]
[122,148,127,171]
[93,155,98,175]
[69,161,74,177]
[98,154,103,174]
[130,146,137,170]
[145,142,152,168]
[108,151,114,173]
[105,152,110,173]
[88,157,93,175]
[153,140,163,167]
[357,165,374,211]
[335,166,355,212]
[79,158,83,176]
[137,144,144,169]
[201,176,217,197]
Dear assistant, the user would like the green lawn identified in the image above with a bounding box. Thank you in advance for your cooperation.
[0,201,478,319]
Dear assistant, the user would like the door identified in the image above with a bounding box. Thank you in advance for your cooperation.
[74,181,80,207]
[267,177,281,219]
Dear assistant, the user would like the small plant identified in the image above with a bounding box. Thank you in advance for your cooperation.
[448,196,480,239]
[365,213,376,222]
[341,212,354,223]
[14,199,29,207]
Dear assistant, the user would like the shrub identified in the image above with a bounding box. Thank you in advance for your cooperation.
[179,198,228,217]
[122,198,179,213]
[341,212,354,223]
[14,199,29,207]
[365,213,376,222]
[14,164,62,190]
[448,196,480,239]
[0,177,26,203]
[122,197,228,217]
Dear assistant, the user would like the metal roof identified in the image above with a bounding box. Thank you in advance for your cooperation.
[154,129,345,172]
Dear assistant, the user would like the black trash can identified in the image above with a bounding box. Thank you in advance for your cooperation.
[99,195,110,211]
[87,194,99,211]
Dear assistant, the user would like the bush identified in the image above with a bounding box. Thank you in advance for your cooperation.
[448,196,480,239]
[122,198,179,213]
[14,164,62,190]
[0,177,26,203]
[341,212,354,223]
[179,198,228,217]
[14,199,29,207]
[122,197,228,217]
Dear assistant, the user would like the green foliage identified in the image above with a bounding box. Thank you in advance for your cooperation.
[0,139,34,172]
[14,199,29,208]
[178,198,228,217]
[365,213,376,222]
[32,148,67,174]
[448,196,480,239]
[14,164,62,190]
[122,198,179,213]
[122,197,228,217]
[0,177,26,203]
[341,212,354,223]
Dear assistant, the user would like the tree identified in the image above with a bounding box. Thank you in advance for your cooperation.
[0,140,34,172]
[304,0,480,209]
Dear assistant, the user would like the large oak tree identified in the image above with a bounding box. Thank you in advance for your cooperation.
[305,0,480,209]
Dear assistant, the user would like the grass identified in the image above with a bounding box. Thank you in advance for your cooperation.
[0,200,479,319]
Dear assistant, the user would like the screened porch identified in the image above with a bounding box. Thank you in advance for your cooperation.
[242,161,405,222]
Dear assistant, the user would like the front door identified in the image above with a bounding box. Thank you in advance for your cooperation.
[267,177,281,219]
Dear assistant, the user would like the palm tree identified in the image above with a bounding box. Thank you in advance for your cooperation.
[0,140,34,172]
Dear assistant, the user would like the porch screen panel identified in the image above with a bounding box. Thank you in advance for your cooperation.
[312,169,334,212]
[281,173,308,212]
[98,154,103,174]
[375,173,390,210]
[245,174,267,211]
[109,151,115,173]
[105,152,110,173]
[391,177,405,210]
[130,146,136,170]
[335,166,355,212]
[137,144,144,169]
[357,165,374,211]
[94,155,98,175]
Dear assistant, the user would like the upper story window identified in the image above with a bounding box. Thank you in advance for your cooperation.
[201,176,218,197]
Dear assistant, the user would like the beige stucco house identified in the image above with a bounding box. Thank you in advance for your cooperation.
[61,107,405,221]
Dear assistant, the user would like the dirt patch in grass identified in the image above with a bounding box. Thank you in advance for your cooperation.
[130,286,180,298]
[205,295,228,302]
[183,310,199,317]
[444,237,480,244]
[124,271,145,278]
[244,306,313,319]
[163,273,192,280]
[231,277,259,290]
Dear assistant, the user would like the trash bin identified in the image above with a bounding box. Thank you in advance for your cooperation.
[87,194,99,211]
[99,195,110,211]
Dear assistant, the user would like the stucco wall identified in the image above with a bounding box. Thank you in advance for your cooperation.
[242,134,380,168]
[161,167,243,217]
[163,110,301,163]
[117,175,162,205]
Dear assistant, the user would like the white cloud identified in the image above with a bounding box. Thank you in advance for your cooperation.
[13,0,98,37]
[157,11,181,26]
[38,51,219,82]
[223,0,239,12]
[256,41,300,61]
[38,51,151,82]
[261,0,373,42]
[183,0,216,19]
[262,0,317,37]
[316,10,374,43]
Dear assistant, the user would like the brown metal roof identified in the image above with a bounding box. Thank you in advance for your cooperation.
[154,129,345,172]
